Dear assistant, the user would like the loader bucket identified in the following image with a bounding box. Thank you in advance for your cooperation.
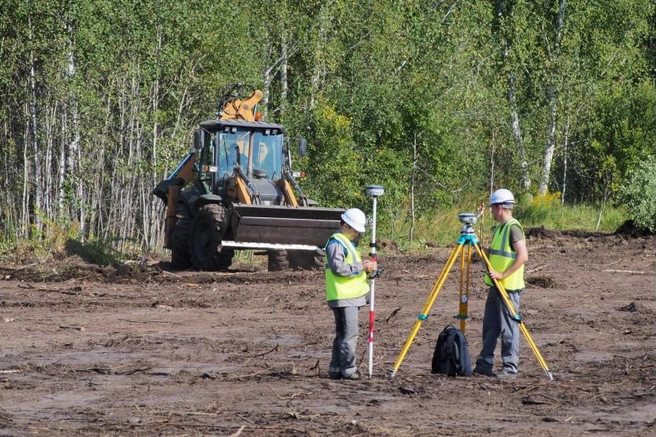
[231,204,345,247]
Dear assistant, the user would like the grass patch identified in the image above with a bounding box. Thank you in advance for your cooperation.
[520,203,626,232]
[379,199,628,251]
[516,193,626,232]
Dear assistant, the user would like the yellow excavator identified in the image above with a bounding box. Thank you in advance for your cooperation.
[153,83,344,270]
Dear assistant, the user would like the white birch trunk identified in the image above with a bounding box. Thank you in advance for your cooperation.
[22,117,30,240]
[539,84,557,195]
[539,0,565,195]
[263,66,271,118]
[69,24,83,235]
[508,73,530,191]
[28,17,42,236]
[561,115,570,207]
[309,3,334,110]
[409,132,416,243]
[44,106,53,219]
[280,37,288,102]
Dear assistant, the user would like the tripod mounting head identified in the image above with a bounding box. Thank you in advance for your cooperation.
[458,213,478,236]
[365,185,385,198]
[458,213,477,225]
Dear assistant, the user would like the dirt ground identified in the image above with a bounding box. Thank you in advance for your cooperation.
[0,228,654,436]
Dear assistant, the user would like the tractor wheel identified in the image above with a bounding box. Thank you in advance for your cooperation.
[288,249,325,271]
[170,203,192,270]
[190,204,233,271]
[267,250,289,271]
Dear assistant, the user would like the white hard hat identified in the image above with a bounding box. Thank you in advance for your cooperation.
[489,189,515,206]
[341,208,367,233]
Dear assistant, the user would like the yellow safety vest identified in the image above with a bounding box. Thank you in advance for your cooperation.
[484,219,525,290]
[325,233,369,302]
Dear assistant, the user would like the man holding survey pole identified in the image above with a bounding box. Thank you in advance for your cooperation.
[324,208,377,380]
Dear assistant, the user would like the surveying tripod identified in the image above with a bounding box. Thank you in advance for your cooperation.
[388,213,553,380]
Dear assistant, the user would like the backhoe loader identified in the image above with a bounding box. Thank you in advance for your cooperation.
[153,83,344,271]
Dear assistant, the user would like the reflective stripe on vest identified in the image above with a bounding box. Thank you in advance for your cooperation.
[484,219,525,290]
[325,233,369,301]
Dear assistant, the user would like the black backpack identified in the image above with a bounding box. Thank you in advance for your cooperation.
[431,325,472,377]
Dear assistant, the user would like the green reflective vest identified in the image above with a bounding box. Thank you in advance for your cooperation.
[325,233,369,302]
[484,219,525,290]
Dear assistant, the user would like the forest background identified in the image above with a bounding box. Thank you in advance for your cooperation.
[1,0,655,259]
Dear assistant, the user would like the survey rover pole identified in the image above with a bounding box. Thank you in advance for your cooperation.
[365,185,384,379]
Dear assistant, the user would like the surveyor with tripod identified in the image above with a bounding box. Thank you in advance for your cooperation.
[473,189,528,378]
[325,208,378,380]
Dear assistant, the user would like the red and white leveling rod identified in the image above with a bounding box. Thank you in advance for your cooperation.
[365,185,384,379]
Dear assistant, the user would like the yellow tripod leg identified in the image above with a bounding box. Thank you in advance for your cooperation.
[475,245,554,380]
[388,244,463,378]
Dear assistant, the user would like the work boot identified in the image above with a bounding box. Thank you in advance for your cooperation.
[328,365,341,379]
[497,368,518,379]
[342,371,361,380]
[473,367,496,377]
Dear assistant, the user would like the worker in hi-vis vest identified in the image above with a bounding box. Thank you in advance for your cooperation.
[474,189,528,379]
[324,208,377,380]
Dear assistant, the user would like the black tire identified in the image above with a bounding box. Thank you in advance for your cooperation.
[267,250,289,271]
[170,203,192,270]
[190,204,233,271]
[288,249,325,271]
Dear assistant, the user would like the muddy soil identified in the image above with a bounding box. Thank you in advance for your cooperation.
[0,229,654,436]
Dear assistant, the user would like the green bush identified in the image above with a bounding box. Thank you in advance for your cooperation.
[517,192,562,225]
[619,155,656,232]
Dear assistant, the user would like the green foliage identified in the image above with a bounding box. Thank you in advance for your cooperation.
[0,210,138,267]
[515,193,625,232]
[518,192,563,224]
[64,238,123,267]
[619,155,656,232]
[0,0,654,258]
[521,203,627,233]
[301,97,362,208]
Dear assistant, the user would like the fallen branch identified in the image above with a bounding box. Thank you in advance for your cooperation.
[58,325,86,331]
[13,263,37,272]
[252,343,279,358]
[115,367,153,376]
[161,270,182,278]
[228,426,246,437]
[267,384,285,400]
[526,264,548,274]
[46,288,81,296]
[603,269,647,275]
[228,370,270,380]
[118,319,171,324]
[236,414,256,425]
[77,367,111,375]
[267,384,307,405]
[386,307,402,323]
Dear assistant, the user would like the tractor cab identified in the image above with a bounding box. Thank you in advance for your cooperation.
[195,119,289,205]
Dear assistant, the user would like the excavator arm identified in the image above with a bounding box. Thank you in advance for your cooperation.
[153,151,197,248]
[217,84,264,122]
[153,151,197,203]
[282,168,308,207]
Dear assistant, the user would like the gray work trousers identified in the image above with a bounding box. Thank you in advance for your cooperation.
[329,306,360,377]
[475,287,522,372]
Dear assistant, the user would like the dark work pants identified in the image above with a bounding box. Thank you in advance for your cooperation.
[329,306,359,377]
[475,287,522,372]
